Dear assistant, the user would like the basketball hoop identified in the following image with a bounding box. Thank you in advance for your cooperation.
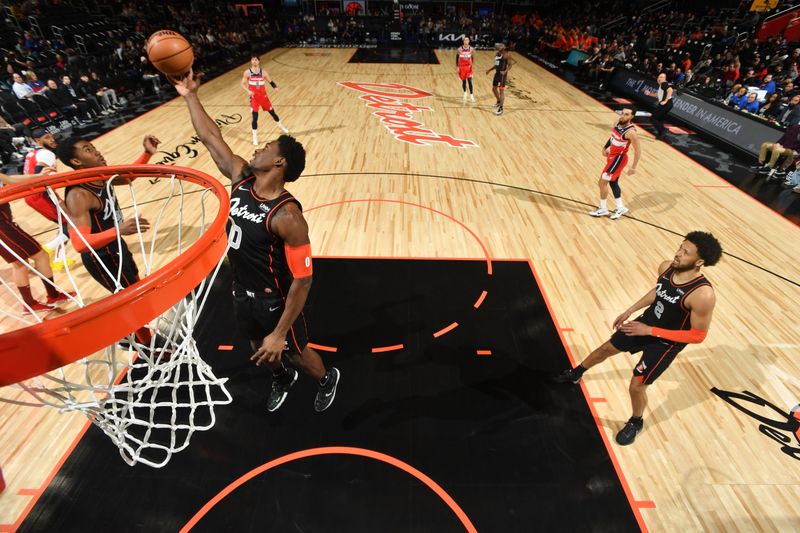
[0,165,233,468]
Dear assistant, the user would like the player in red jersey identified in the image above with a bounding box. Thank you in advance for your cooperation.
[22,129,73,269]
[241,55,289,146]
[457,37,475,102]
[588,106,641,220]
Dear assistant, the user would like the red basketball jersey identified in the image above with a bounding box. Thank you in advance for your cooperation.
[457,46,474,67]
[608,123,635,156]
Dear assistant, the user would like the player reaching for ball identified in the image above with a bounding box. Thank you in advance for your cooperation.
[241,55,289,146]
[170,69,340,413]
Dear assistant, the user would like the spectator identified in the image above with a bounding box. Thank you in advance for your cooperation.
[753,123,800,181]
[25,71,47,94]
[43,79,84,123]
[759,74,777,96]
[82,72,119,110]
[760,92,784,120]
[728,86,748,108]
[778,94,800,125]
[738,92,760,114]
[61,76,103,117]
[11,72,34,99]
[741,68,760,87]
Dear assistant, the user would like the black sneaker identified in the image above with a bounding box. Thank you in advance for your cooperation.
[552,368,581,384]
[495,106,504,116]
[267,368,298,412]
[615,418,644,445]
[757,165,771,174]
[314,367,340,412]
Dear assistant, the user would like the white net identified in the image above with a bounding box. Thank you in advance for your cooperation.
[0,169,232,468]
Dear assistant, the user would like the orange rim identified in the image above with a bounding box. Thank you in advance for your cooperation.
[0,165,229,386]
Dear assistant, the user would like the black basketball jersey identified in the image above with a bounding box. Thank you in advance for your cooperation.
[66,181,123,252]
[227,176,301,296]
[640,266,712,332]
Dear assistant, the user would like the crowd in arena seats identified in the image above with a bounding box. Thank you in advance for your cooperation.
[3,0,800,193]
[0,0,278,167]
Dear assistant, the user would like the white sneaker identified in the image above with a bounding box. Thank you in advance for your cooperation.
[279,123,289,134]
[463,92,468,100]
[470,94,475,102]
[252,132,258,146]
[610,207,629,220]
[588,208,610,217]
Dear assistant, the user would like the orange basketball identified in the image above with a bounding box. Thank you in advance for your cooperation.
[146,30,193,76]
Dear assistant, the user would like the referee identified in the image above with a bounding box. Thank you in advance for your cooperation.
[644,72,674,141]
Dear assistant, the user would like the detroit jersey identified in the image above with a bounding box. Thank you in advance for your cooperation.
[66,181,123,250]
[227,176,301,295]
[608,122,636,156]
[639,266,712,337]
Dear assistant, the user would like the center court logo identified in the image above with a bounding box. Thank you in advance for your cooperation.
[338,82,479,148]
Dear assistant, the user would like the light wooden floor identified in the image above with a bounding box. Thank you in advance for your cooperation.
[2,48,799,532]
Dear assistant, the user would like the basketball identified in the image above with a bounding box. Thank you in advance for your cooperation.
[146,30,193,76]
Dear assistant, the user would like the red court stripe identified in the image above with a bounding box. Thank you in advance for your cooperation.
[560,327,574,332]
[371,344,404,353]
[635,500,657,509]
[476,350,492,356]
[589,397,608,403]
[473,290,488,308]
[17,488,37,496]
[307,342,338,353]
[692,184,733,189]
[217,345,233,351]
[524,258,650,533]
[433,322,459,338]
[179,447,478,533]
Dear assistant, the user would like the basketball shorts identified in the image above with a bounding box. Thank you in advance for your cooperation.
[459,66,473,80]
[232,282,309,353]
[24,192,60,222]
[601,153,628,182]
[609,328,685,385]
[250,91,273,112]
[493,73,507,88]
[81,241,140,293]
[0,210,41,263]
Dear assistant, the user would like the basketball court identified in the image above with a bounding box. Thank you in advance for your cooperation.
[1,47,799,532]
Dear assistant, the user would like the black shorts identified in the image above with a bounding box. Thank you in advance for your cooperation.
[609,329,685,385]
[232,284,309,353]
[493,73,507,88]
[81,241,140,293]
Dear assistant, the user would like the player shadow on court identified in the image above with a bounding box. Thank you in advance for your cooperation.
[341,343,570,435]
[492,186,595,215]
[587,343,781,431]
[627,190,682,214]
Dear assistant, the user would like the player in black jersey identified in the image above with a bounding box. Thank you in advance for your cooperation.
[56,135,159,346]
[486,44,514,116]
[554,231,722,445]
[171,69,340,413]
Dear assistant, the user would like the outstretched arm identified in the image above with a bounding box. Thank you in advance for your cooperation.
[170,70,247,181]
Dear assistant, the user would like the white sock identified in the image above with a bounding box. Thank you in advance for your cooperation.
[599,199,607,210]
[615,198,624,209]
[44,232,68,252]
